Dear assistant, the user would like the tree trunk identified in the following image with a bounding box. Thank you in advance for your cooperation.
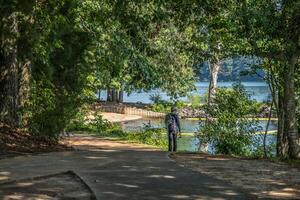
[0,12,20,126]
[263,101,273,158]
[118,90,124,103]
[277,92,288,157]
[18,60,31,125]
[107,88,113,102]
[97,89,101,100]
[19,60,31,108]
[112,89,118,102]
[283,54,299,158]
[207,59,221,106]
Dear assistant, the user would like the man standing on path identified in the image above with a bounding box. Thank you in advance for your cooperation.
[165,106,181,152]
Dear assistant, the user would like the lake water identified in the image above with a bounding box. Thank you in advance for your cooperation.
[98,81,271,103]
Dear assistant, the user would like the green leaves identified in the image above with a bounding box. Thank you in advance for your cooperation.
[197,83,261,156]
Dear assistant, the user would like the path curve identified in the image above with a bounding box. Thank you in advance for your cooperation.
[0,135,256,200]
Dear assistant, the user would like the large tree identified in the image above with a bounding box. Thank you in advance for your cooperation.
[0,0,35,126]
[233,0,300,158]
[0,0,199,136]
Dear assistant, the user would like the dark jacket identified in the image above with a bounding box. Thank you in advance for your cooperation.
[165,113,181,133]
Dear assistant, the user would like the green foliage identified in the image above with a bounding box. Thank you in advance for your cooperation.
[197,83,261,156]
[19,0,97,137]
[149,94,163,104]
[23,1,198,138]
[150,102,172,113]
[4,0,299,159]
[149,93,190,113]
[251,140,276,158]
[90,111,109,133]
[66,107,90,132]
[187,94,203,109]
[67,108,112,134]
[174,101,187,109]
[25,79,58,138]
[126,123,168,149]
[25,75,89,139]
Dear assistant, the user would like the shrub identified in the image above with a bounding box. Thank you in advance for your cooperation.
[66,105,91,132]
[196,83,262,156]
[90,111,111,133]
[126,123,168,149]
[149,99,187,113]
[187,94,203,108]
[25,79,73,139]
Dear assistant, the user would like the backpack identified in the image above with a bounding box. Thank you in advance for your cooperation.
[167,114,178,133]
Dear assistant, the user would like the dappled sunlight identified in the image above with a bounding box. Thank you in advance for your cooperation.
[147,174,176,179]
[259,179,287,186]
[3,194,59,200]
[16,182,34,187]
[0,136,273,199]
[267,187,300,198]
[223,190,239,196]
[121,165,132,168]
[86,149,119,152]
[0,171,95,199]
[0,176,9,181]
[172,153,300,199]
[114,183,140,188]
[164,194,190,199]
[146,166,161,169]
[85,156,107,159]
[65,135,160,152]
[0,172,11,182]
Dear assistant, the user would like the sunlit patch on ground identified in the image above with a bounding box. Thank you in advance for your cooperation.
[0,172,10,182]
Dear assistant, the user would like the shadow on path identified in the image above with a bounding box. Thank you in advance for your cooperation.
[0,136,257,200]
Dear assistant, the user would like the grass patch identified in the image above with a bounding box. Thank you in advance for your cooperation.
[67,117,168,150]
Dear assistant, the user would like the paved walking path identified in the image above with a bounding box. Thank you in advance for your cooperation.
[0,135,256,200]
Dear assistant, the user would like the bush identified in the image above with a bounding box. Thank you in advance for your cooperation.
[90,111,111,133]
[66,105,91,132]
[25,79,75,139]
[196,83,262,156]
[67,108,114,135]
[187,94,203,108]
[149,99,187,113]
[150,101,172,113]
[127,123,168,149]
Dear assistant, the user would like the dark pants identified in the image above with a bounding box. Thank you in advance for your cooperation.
[168,132,177,152]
